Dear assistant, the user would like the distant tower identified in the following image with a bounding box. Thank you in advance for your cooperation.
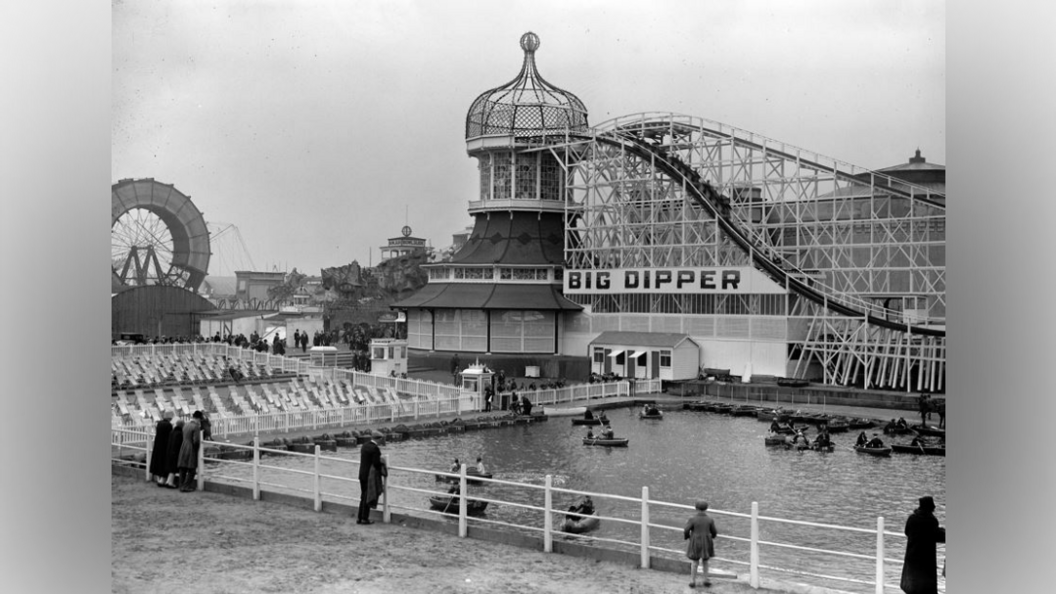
[396,32,587,355]
[380,225,427,262]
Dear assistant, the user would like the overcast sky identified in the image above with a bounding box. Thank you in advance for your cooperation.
[112,0,944,278]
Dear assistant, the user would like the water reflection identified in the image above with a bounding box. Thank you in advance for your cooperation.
[215,409,944,592]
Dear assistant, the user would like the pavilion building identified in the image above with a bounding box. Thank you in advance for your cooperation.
[395,32,585,361]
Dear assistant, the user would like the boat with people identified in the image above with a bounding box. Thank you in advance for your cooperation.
[764,436,789,447]
[582,437,629,447]
[891,444,946,456]
[882,424,915,435]
[428,495,488,515]
[639,404,663,420]
[571,416,607,426]
[434,468,494,485]
[825,418,851,433]
[560,511,601,534]
[854,445,893,457]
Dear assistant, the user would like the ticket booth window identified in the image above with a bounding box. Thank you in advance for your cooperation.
[660,350,672,368]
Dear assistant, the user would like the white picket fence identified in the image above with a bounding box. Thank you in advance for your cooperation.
[112,427,943,594]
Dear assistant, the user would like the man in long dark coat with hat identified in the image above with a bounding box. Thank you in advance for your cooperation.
[177,411,203,492]
[356,430,385,524]
[148,411,174,486]
[901,495,945,593]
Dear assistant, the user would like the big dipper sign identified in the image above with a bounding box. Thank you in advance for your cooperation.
[563,267,786,295]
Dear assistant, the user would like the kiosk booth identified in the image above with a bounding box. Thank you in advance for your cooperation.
[309,346,340,367]
[458,362,493,410]
[370,338,408,377]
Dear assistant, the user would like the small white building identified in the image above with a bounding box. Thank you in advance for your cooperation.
[370,338,408,377]
[588,332,700,381]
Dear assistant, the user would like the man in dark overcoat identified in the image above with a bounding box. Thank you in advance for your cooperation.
[148,411,174,486]
[357,430,385,524]
[900,495,945,594]
[177,412,203,492]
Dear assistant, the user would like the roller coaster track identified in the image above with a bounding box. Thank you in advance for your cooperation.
[563,129,946,338]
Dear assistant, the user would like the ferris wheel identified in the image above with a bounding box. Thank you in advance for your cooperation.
[111,178,211,291]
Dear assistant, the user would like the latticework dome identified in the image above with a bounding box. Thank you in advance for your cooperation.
[465,32,589,140]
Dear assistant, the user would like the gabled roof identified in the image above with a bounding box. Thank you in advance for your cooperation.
[589,331,698,350]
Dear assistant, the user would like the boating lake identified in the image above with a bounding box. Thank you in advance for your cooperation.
[211,408,945,592]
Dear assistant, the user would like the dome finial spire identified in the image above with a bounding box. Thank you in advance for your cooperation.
[520,32,540,53]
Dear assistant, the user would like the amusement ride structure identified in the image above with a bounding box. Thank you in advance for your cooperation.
[554,116,945,391]
[399,32,945,392]
[111,178,211,292]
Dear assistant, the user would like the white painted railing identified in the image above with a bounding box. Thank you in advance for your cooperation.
[113,394,479,437]
[113,428,942,593]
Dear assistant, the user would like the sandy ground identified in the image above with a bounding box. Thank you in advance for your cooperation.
[112,473,788,594]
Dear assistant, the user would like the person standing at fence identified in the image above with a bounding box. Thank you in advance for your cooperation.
[357,430,385,524]
[684,500,718,588]
[164,418,184,488]
[177,411,203,492]
[148,411,174,487]
[900,495,945,594]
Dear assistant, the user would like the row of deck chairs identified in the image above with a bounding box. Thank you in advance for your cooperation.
[111,352,290,391]
[111,370,445,428]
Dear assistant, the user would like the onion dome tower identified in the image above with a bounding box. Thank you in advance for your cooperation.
[396,33,585,356]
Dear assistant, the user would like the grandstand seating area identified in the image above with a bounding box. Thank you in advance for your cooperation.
[112,374,420,428]
[111,351,295,391]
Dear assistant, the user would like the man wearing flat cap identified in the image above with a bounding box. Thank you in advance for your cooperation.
[901,495,945,593]
[357,430,385,524]
[684,500,718,588]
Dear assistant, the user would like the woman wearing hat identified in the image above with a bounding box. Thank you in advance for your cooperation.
[684,500,719,588]
[900,496,945,594]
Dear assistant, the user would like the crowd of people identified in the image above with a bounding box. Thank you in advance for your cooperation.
[148,410,212,492]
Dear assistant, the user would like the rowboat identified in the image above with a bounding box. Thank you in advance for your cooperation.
[891,444,946,456]
[434,469,493,485]
[883,425,915,435]
[764,436,789,447]
[854,445,893,457]
[542,406,587,417]
[571,417,606,426]
[914,425,946,438]
[583,437,629,447]
[428,495,488,515]
[639,412,663,420]
[848,418,876,429]
[560,511,601,534]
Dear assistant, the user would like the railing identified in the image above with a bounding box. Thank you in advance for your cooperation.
[112,394,479,437]
[112,427,942,593]
[495,377,662,407]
